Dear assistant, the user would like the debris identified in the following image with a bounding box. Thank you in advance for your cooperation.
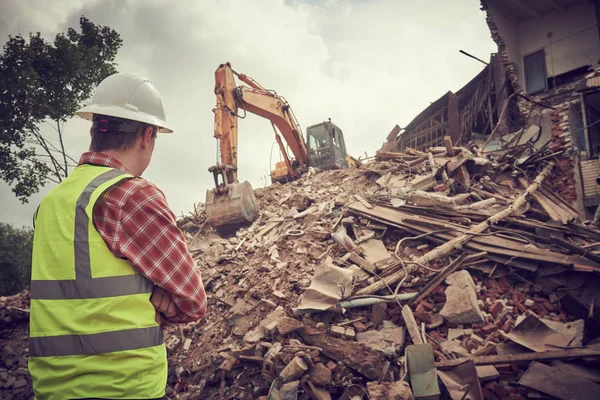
[279,356,309,382]
[302,332,396,381]
[437,359,483,400]
[406,344,441,400]
[370,302,387,327]
[361,239,393,266]
[354,162,555,296]
[330,326,345,338]
[475,365,500,381]
[332,226,359,252]
[413,312,444,330]
[295,259,353,314]
[408,253,476,306]
[367,380,414,400]
[356,324,406,356]
[518,361,600,400]
[308,363,332,386]
[500,315,575,352]
[244,306,286,344]
[440,270,485,325]
[276,317,304,336]
[550,360,600,383]
[435,347,600,369]
[402,305,425,345]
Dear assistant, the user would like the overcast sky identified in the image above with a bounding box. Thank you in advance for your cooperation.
[0,0,496,227]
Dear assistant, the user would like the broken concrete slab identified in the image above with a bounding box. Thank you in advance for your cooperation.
[244,306,286,344]
[475,365,500,381]
[356,324,406,356]
[367,380,414,400]
[361,239,393,266]
[276,317,304,336]
[295,259,353,314]
[308,363,332,386]
[440,270,484,325]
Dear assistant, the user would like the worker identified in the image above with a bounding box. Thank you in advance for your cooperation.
[28,73,207,399]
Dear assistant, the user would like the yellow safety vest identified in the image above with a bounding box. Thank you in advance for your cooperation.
[29,164,167,399]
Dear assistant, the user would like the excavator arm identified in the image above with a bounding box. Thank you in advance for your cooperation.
[206,62,309,233]
[213,62,308,184]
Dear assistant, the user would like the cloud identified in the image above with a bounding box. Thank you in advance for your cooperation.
[0,0,496,226]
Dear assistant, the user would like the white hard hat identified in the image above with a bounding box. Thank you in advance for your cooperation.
[76,72,173,133]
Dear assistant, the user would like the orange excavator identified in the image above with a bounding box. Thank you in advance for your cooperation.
[205,62,352,233]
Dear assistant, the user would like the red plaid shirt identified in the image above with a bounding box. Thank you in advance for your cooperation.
[79,152,206,324]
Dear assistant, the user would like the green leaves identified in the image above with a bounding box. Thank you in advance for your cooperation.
[0,16,123,202]
[0,223,33,296]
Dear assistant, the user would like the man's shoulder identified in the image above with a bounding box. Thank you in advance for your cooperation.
[101,177,166,208]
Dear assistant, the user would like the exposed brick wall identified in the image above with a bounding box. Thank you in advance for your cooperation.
[481,1,529,115]
[548,101,579,204]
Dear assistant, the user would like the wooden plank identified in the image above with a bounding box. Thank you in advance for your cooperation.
[302,332,394,381]
[354,194,373,209]
[402,305,425,345]
[435,347,600,369]
[519,177,569,224]
[519,361,600,400]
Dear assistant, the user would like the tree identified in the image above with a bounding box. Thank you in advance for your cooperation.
[0,223,33,295]
[0,16,123,203]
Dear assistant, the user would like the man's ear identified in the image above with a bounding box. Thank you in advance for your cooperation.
[140,126,154,149]
[90,126,93,138]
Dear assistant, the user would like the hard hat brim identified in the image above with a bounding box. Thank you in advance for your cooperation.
[76,104,173,133]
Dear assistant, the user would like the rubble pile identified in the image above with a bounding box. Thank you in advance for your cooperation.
[3,137,600,399]
[0,292,32,399]
[165,137,600,399]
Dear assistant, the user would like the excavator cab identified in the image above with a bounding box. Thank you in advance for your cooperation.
[307,120,349,170]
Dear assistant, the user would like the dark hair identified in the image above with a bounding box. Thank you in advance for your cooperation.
[90,114,157,152]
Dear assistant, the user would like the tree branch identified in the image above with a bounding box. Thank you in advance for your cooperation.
[56,120,69,177]
[31,127,64,182]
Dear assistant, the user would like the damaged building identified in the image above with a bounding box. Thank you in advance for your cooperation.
[382,0,600,218]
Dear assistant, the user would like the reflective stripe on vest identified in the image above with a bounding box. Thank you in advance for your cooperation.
[29,168,162,357]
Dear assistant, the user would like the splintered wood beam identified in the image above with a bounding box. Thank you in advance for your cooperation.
[513,0,540,19]
[436,347,600,369]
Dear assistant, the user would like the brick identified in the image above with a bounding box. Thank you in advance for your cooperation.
[370,303,387,326]
[481,324,497,334]
[352,321,367,333]
[489,301,503,318]
[331,326,345,337]
[420,300,434,311]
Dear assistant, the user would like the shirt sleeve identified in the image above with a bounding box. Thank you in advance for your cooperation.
[97,181,207,324]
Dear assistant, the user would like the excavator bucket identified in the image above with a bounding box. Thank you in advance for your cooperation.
[205,181,259,234]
